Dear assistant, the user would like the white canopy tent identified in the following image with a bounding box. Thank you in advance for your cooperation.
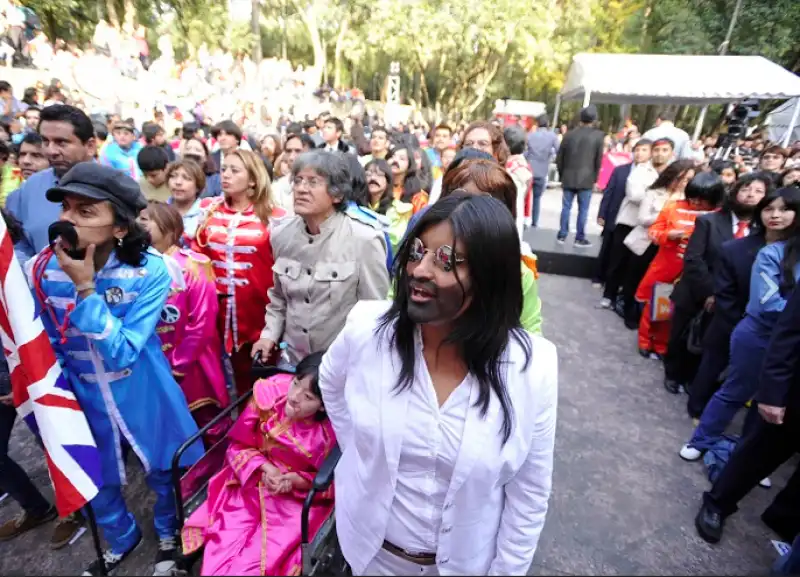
[765,98,800,145]
[555,53,800,146]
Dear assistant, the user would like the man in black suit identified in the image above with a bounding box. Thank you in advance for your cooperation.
[663,174,768,393]
[555,105,605,247]
[695,284,800,544]
[593,139,652,285]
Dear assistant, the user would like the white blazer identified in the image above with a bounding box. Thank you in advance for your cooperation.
[319,301,558,576]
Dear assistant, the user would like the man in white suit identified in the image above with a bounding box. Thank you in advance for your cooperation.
[320,193,559,576]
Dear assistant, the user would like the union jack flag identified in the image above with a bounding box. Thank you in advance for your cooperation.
[0,217,102,516]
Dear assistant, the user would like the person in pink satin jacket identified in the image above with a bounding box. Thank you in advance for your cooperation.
[181,352,336,576]
[138,201,230,446]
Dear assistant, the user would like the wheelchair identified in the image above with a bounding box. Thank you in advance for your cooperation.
[170,363,349,576]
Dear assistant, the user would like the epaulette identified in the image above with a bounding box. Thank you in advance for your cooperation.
[345,203,390,231]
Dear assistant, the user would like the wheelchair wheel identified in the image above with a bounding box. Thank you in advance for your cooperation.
[302,517,350,576]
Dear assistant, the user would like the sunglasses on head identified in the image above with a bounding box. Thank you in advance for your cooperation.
[408,237,465,273]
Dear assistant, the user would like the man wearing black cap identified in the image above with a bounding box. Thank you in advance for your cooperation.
[28,162,204,576]
[555,105,605,247]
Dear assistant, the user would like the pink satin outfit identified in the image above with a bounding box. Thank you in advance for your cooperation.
[181,373,336,576]
[157,247,230,446]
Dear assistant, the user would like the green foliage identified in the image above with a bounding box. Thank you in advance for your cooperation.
[20,0,800,122]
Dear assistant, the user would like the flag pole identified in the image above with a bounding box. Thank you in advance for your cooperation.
[85,504,107,576]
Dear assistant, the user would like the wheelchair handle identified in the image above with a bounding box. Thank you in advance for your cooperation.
[301,444,342,545]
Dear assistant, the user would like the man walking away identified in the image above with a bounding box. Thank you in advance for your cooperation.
[556,106,604,247]
[525,114,559,228]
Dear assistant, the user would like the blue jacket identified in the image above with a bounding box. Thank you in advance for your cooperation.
[344,201,393,272]
[27,248,204,484]
[99,141,144,180]
[745,241,800,331]
[5,168,61,261]
[597,163,633,233]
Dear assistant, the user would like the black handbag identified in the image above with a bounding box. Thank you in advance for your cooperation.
[686,311,709,355]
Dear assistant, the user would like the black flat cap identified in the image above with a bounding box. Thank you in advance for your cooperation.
[46,162,147,218]
[580,105,598,124]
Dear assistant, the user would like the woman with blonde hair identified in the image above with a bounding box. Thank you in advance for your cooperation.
[193,149,286,395]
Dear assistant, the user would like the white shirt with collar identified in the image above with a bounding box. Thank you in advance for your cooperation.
[319,300,558,576]
[731,213,750,237]
[384,351,473,554]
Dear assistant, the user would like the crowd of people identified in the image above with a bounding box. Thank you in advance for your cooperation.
[0,77,556,577]
[1,64,800,576]
[584,103,800,566]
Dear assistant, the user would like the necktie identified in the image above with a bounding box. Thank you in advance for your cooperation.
[735,220,748,239]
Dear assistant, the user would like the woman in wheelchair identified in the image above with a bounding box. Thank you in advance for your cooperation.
[181,352,336,576]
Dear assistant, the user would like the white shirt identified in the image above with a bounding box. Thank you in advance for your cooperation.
[615,162,658,227]
[319,300,558,576]
[384,360,472,554]
[731,213,750,237]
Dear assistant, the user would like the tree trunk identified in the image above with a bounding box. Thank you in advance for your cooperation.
[251,0,262,64]
[291,0,325,88]
[333,17,349,89]
[105,0,120,29]
[123,0,135,30]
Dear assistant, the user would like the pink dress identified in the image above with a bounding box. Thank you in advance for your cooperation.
[181,374,336,576]
[157,247,229,444]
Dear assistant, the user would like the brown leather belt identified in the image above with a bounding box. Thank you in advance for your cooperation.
[381,540,437,566]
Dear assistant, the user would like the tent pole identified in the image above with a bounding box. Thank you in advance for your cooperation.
[552,94,561,131]
[782,98,800,148]
[693,106,708,141]
[582,91,591,108]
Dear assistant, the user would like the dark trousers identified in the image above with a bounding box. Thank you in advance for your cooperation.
[531,176,546,227]
[602,224,634,301]
[704,410,800,541]
[664,305,703,384]
[623,244,659,327]
[687,321,733,418]
[0,402,50,516]
[593,228,615,284]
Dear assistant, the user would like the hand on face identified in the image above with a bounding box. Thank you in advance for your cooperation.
[53,239,96,286]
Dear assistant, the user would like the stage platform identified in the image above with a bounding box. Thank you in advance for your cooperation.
[524,227,601,279]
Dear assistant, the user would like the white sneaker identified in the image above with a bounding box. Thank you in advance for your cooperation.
[598,298,612,309]
[759,477,772,489]
[153,535,178,576]
[679,444,703,461]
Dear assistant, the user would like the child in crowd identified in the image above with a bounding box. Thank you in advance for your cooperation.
[138,201,229,447]
[182,352,336,576]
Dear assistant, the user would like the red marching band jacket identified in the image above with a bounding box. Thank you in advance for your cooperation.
[192,197,286,353]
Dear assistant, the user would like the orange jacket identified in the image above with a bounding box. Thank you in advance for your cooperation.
[636,199,714,301]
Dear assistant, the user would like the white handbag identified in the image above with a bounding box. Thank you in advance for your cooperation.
[623,225,652,256]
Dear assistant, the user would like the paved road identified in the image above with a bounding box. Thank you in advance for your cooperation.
[0,274,790,576]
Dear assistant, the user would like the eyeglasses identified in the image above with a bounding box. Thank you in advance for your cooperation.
[292,176,326,188]
[409,237,465,272]
[464,140,492,150]
[365,169,387,179]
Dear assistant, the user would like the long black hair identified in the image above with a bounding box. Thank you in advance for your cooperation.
[387,140,422,203]
[295,351,328,421]
[648,159,695,191]
[363,158,393,215]
[770,187,800,296]
[376,193,531,444]
[114,208,151,267]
